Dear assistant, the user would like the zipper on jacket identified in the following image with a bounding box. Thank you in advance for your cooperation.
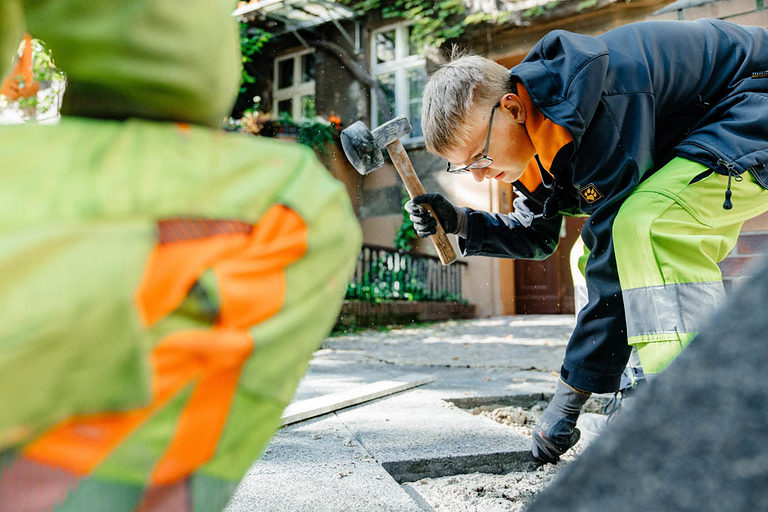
[718,158,742,210]
[677,142,766,207]
[677,142,743,209]
[746,163,768,189]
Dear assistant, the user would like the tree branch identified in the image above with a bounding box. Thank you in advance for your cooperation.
[309,39,393,122]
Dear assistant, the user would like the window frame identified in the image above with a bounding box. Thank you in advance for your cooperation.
[273,48,316,121]
[370,22,426,142]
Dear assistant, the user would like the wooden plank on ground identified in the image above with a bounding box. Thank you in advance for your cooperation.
[281,374,435,426]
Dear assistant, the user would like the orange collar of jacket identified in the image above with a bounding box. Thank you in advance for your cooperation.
[515,83,573,191]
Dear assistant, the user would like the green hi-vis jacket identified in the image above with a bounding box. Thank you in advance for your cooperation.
[0,118,361,510]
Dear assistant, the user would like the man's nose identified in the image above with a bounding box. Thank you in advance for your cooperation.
[470,169,486,183]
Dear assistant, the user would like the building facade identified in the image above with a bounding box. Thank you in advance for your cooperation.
[237,0,768,316]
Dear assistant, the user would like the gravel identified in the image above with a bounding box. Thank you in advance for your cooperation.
[405,400,607,511]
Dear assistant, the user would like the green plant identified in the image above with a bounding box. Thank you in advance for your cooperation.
[394,189,418,252]
[345,246,467,303]
[329,322,368,336]
[297,119,339,154]
[337,0,467,48]
[239,24,272,94]
[575,0,599,11]
[522,0,566,18]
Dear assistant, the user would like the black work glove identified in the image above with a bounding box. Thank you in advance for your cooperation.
[404,194,465,238]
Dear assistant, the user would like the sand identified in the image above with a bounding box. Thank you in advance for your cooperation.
[405,400,608,511]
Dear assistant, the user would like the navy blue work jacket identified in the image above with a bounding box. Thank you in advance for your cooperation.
[459,19,768,392]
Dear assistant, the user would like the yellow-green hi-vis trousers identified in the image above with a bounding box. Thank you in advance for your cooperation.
[610,157,768,374]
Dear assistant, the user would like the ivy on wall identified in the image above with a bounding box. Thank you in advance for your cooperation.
[337,0,467,47]
[239,24,272,95]
[236,0,472,107]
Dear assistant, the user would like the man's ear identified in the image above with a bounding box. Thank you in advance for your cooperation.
[499,93,526,123]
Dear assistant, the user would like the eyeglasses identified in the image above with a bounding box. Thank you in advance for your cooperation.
[445,103,500,174]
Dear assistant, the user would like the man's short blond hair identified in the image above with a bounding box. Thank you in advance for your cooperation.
[422,54,512,155]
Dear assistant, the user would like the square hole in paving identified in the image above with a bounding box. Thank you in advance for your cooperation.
[448,393,610,435]
[384,393,611,511]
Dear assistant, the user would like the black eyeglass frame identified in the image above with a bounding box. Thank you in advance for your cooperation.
[445,102,500,174]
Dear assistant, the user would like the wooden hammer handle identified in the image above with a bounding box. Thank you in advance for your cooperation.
[385,140,458,266]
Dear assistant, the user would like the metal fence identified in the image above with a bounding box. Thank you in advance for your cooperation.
[346,244,467,302]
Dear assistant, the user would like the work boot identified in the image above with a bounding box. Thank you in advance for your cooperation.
[531,379,591,463]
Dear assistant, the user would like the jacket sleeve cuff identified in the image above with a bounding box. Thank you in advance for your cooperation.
[455,207,469,239]
[457,209,487,257]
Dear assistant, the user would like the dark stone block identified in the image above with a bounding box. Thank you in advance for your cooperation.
[527,255,768,512]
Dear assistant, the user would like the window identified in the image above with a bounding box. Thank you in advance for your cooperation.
[273,50,316,120]
[370,23,427,139]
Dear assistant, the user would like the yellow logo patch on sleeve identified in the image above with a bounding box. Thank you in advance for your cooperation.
[579,184,604,203]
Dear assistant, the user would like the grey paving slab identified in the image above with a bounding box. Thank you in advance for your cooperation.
[335,386,531,465]
[225,414,421,512]
[227,314,574,511]
[322,316,572,371]
[293,314,573,403]
[300,359,560,401]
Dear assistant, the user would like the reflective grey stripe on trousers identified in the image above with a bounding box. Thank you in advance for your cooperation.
[623,281,725,338]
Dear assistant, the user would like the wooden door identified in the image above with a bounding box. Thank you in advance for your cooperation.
[515,216,585,314]
[498,183,517,315]
[496,182,586,314]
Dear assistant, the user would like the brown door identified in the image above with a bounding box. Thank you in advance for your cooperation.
[496,182,586,314]
[498,183,518,315]
[514,257,564,314]
[514,216,586,314]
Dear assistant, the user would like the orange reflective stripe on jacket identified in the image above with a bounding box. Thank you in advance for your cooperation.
[214,206,308,328]
[23,328,253,481]
[149,328,254,485]
[137,205,307,328]
[24,205,308,483]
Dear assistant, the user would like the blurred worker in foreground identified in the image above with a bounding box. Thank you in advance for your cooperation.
[0,1,361,510]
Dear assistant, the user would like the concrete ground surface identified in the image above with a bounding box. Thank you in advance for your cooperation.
[225,315,580,512]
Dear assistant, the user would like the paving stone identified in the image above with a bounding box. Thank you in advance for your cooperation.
[227,315,572,511]
[225,414,421,512]
[335,387,532,469]
[322,316,573,371]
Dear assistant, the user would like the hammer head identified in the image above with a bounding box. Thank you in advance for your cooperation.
[341,117,412,175]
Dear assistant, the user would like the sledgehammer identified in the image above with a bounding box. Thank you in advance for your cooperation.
[340,117,458,266]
